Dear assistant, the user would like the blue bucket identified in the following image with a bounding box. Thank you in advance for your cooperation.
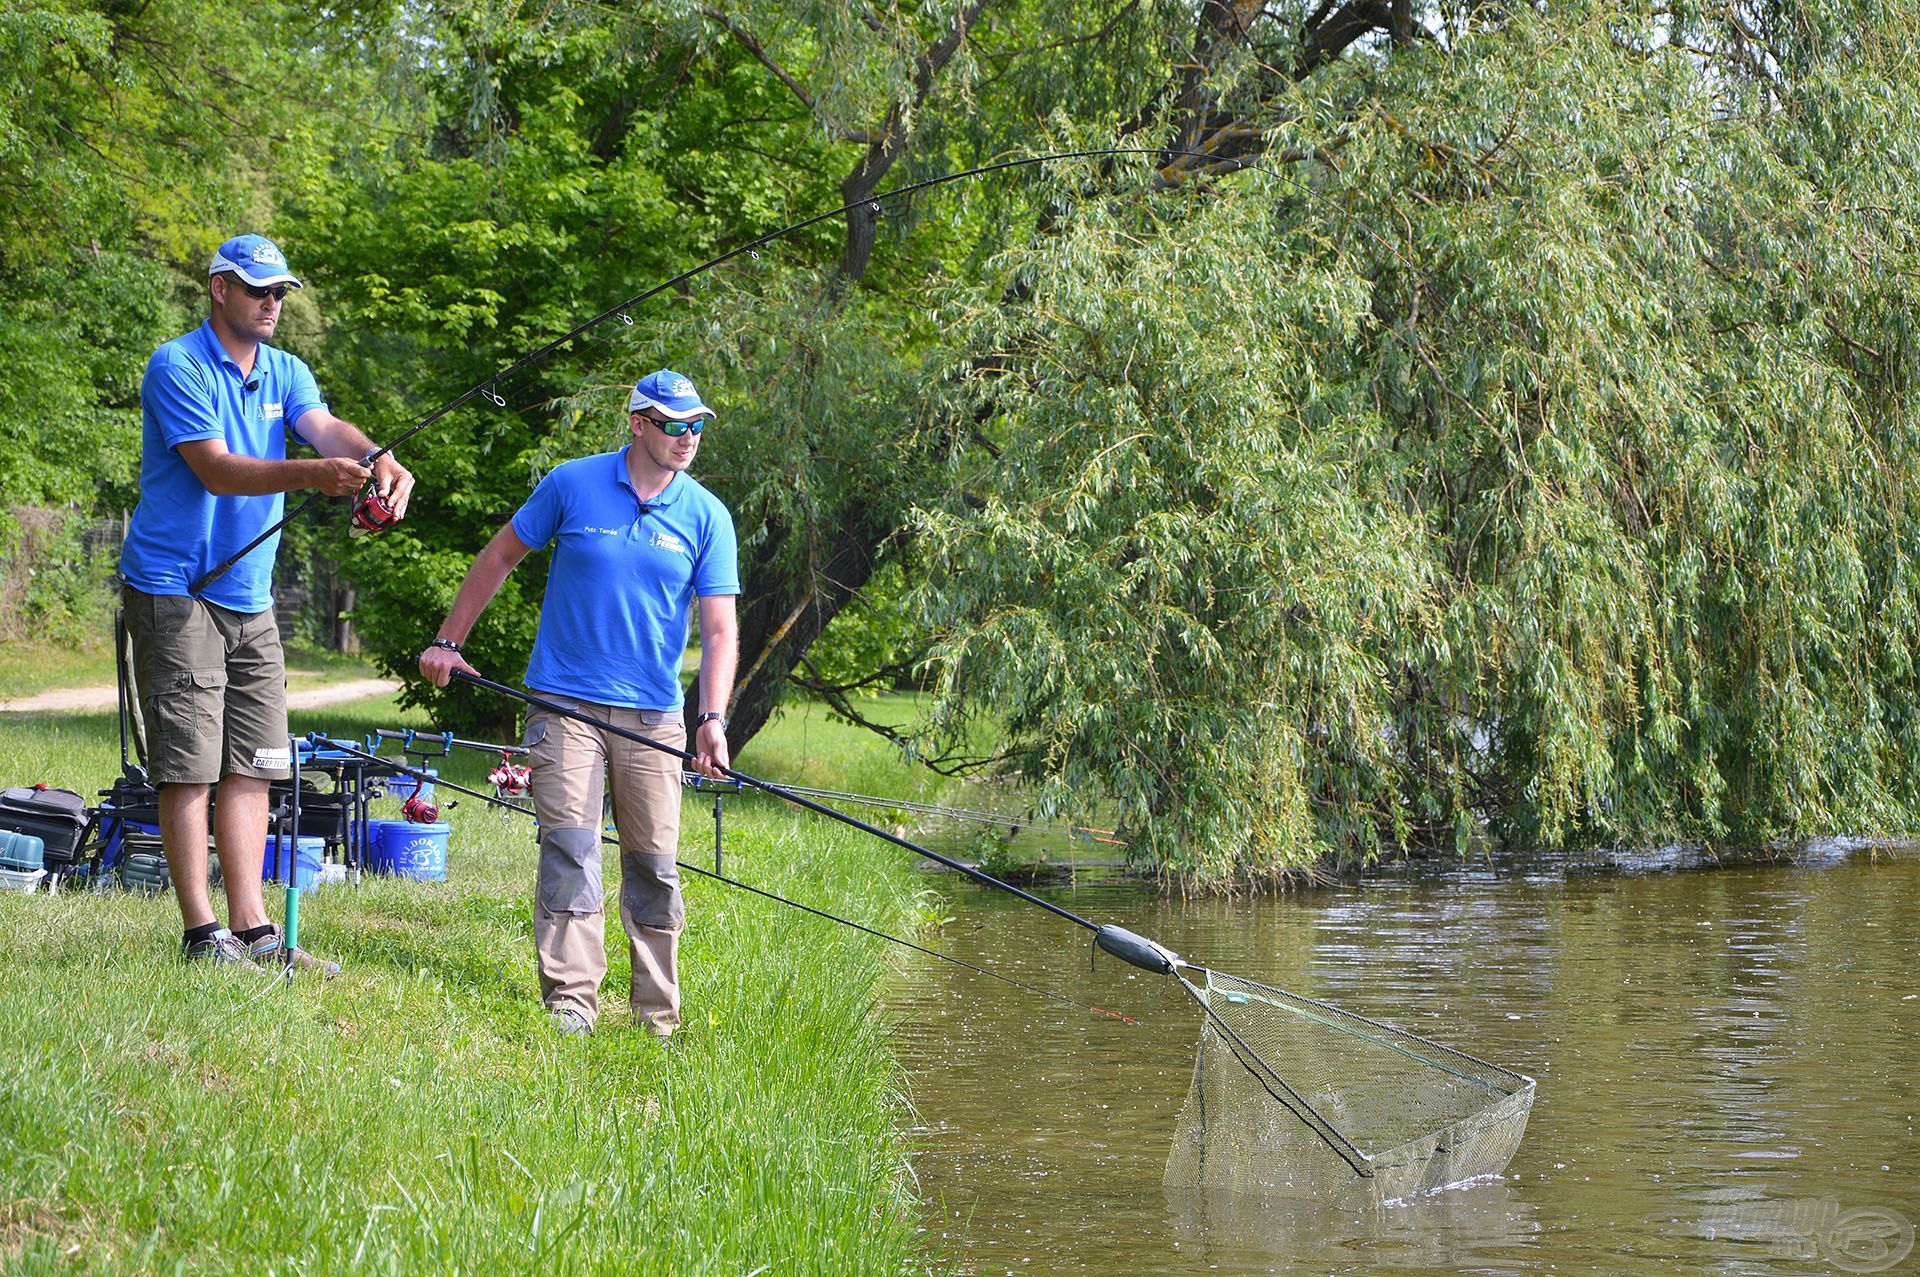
[263,834,327,890]
[367,820,449,881]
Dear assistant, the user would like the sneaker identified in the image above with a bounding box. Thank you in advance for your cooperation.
[181,928,268,973]
[549,1007,594,1036]
[246,925,342,979]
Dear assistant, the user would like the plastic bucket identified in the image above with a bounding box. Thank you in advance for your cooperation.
[0,866,45,893]
[263,834,327,890]
[366,820,449,881]
[0,829,45,873]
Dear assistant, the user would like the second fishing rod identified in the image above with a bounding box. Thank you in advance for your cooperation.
[450,669,1187,978]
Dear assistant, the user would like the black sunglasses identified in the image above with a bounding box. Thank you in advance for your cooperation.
[222,276,289,302]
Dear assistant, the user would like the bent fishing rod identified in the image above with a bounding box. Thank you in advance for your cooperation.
[189,143,1403,597]
[451,670,1187,978]
[304,733,1136,1023]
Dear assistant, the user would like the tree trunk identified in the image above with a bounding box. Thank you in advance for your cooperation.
[721,509,894,754]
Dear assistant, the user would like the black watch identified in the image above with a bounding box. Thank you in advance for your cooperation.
[430,638,461,653]
[694,711,728,731]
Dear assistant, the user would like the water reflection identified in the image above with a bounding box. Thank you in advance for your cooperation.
[886,853,1920,1276]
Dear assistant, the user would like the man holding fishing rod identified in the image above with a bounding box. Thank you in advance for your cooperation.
[121,233,414,971]
[419,369,738,1037]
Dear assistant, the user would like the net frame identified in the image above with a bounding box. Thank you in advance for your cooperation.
[1165,965,1536,1203]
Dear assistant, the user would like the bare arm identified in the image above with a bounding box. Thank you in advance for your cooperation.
[418,523,535,687]
[692,593,739,777]
[175,437,369,498]
[297,409,415,518]
[173,408,413,516]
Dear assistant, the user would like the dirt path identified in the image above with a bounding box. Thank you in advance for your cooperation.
[0,678,401,715]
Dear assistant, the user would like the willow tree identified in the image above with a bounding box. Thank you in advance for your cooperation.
[902,1,1920,882]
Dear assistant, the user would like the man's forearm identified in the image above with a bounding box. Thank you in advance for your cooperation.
[304,414,379,461]
[698,630,738,715]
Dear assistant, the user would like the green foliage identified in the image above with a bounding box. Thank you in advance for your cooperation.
[0,0,339,510]
[904,5,1920,885]
[805,558,924,695]
[8,0,1916,887]
[0,508,119,645]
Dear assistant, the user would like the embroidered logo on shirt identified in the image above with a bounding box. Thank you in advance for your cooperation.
[583,524,622,536]
[650,530,688,554]
[263,401,284,420]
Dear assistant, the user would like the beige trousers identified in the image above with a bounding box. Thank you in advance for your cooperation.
[525,696,686,1033]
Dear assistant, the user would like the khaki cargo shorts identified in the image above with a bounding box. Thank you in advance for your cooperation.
[121,586,292,785]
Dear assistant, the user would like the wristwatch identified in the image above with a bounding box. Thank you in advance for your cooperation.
[694,711,728,730]
[430,638,461,652]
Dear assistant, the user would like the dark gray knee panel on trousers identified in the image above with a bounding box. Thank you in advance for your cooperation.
[539,827,603,914]
[622,852,684,929]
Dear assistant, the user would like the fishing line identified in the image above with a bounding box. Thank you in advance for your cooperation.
[190,144,1420,595]
[306,735,1138,1024]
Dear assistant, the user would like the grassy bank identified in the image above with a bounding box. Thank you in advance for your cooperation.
[0,691,953,1274]
[0,639,387,701]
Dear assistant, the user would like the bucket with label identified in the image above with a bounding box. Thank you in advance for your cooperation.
[366,820,449,881]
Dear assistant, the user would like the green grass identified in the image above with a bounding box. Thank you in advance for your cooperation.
[0,638,383,701]
[0,691,955,1274]
[0,637,115,699]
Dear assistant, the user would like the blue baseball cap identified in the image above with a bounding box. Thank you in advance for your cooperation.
[208,234,303,289]
[627,369,713,420]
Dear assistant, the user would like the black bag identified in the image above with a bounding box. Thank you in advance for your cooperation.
[0,786,90,868]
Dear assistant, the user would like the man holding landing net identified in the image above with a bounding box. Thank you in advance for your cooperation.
[419,370,739,1037]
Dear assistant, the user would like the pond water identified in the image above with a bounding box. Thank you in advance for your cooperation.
[884,847,1919,1276]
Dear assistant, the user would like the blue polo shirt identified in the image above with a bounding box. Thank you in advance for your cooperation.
[511,447,739,710]
[120,322,327,613]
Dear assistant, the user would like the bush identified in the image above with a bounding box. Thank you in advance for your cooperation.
[0,507,120,645]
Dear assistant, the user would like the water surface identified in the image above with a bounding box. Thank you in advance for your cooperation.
[885,850,1919,1275]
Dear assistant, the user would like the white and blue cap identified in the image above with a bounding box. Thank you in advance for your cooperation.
[627,369,713,420]
[208,234,303,289]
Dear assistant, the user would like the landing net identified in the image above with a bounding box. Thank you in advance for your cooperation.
[1165,967,1535,1204]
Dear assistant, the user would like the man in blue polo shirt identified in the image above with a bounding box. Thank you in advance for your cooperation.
[122,233,414,972]
[419,369,739,1037]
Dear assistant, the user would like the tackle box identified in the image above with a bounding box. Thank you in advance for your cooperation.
[0,786,88,869]
[0,829,46,873]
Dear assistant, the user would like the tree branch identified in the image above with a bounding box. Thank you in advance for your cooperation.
[702,6,816,113]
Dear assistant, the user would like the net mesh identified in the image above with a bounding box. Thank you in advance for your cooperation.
[1164,968,1535,1204]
